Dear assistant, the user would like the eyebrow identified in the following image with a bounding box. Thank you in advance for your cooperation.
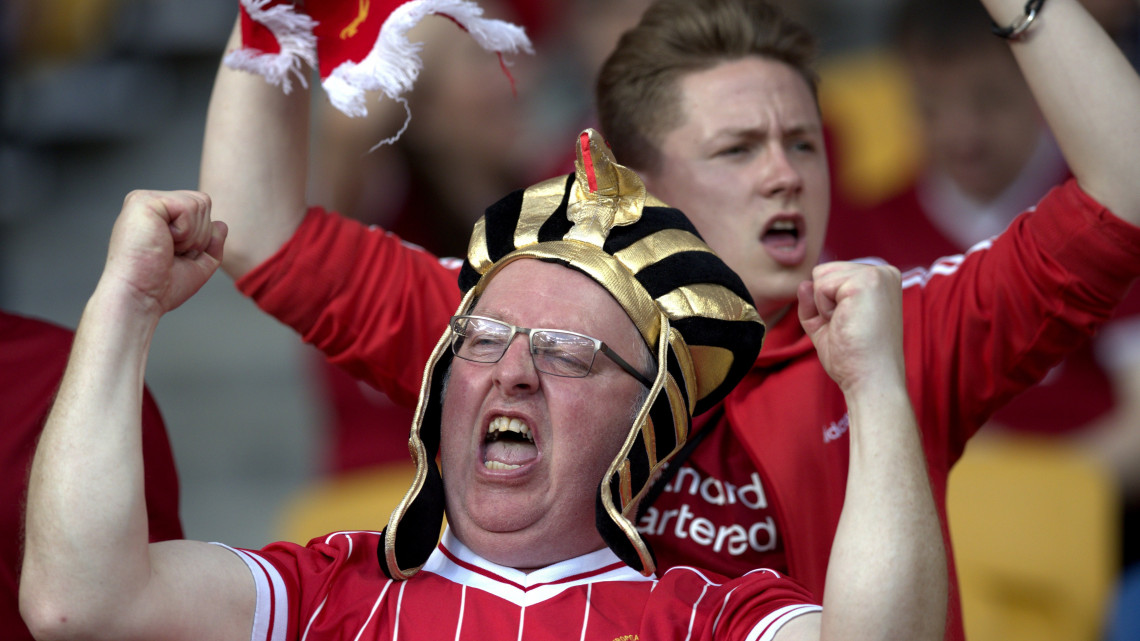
[718,121,822,140]
[468,306,512,325]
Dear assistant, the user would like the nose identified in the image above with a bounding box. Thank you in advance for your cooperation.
[760,143,804,197]
[492,332,540,393]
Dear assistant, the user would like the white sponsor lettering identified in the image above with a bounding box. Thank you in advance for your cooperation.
[638,505,778,555]
[663,467,768,509]
[748,516,777,552]
[737,473,768,510]
[641,466,778,556]
[690,516,716,546]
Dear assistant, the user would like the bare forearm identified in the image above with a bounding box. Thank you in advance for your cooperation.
[794,265,944,639]
[980,0,1140,221]
[199,19,310,278]
[21,190,254,641]
[21,283,161,634]
[820,384,947,641]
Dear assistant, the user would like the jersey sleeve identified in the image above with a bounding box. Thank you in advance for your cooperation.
[220,531,393,641]
[643,566,820,641]
[904,179,1140,460]
[235,208,464,408]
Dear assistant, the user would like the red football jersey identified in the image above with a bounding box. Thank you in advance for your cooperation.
[225,529,819,641]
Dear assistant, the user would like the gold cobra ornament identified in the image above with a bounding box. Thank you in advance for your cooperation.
[340,0,371,39]
[564,129,647,248]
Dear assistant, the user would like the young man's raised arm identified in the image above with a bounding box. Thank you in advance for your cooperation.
[981,0,1140,222]
[199,19,310,279]
[19,191,254,641]
[778,262,948,641]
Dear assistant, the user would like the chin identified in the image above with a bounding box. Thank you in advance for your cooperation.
[749,279,805,317]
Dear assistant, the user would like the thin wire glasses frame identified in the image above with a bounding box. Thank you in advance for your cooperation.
[449,315,654,387]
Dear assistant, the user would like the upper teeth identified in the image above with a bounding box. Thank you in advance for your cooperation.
[488,416,533,442]
[770,220,796,231]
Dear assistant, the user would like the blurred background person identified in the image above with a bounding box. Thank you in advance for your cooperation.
[822,0,1140,638]
[826,0,1072,267]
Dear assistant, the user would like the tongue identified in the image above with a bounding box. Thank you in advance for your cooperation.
[485,440,538,466]
[762,230,798,250]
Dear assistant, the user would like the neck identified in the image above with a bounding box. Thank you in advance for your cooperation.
[761,302,793,327]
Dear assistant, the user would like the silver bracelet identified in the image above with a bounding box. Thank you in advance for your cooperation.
[991,0,1045,40]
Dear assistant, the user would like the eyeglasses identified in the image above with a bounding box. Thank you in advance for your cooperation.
[449,315,653,387]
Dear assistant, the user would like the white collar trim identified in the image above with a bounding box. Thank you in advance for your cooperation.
[421,528,653,606]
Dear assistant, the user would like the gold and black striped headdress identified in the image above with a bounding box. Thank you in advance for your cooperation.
[381,129,765,579]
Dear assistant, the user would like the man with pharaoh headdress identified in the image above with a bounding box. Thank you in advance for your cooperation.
[20,132,945,640]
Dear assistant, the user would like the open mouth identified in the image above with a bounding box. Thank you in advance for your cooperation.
[483,416,537,470]
[760,214,808,266]
[761,217,801,249]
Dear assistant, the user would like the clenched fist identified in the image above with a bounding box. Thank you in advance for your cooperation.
[101,190,227,317]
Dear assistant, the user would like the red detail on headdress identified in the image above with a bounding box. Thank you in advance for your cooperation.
[580,132,598,193]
